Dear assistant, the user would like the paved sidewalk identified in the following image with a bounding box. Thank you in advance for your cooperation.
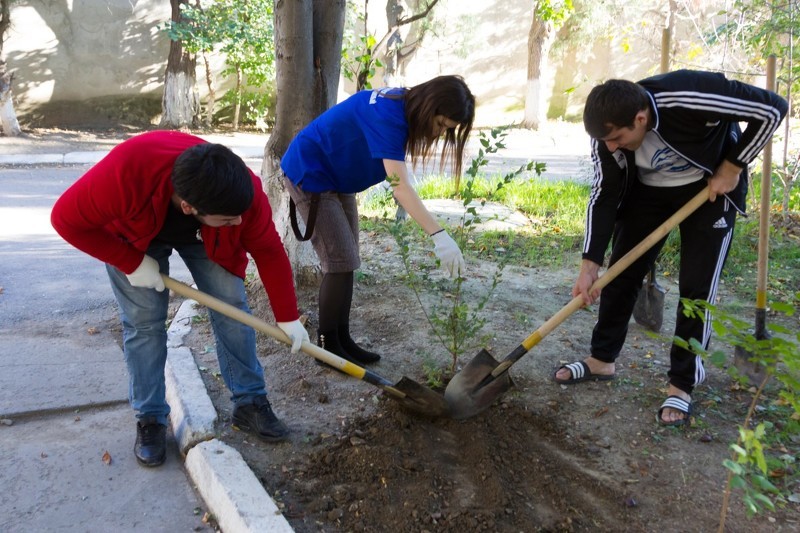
[0,131,270,166]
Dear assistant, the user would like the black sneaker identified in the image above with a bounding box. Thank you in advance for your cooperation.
[232,396,289,442]
[134,417,167,467]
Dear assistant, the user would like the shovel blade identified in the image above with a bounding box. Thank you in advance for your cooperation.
[633,279,666,332]
[444,349,514,420]
[733,344,768,386]
[392,377,451,418]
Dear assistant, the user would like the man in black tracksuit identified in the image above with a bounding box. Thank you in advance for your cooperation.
[554,70,788,426]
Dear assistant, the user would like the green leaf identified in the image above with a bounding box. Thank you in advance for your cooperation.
[751,475,779,494]
[724,459,745,475]
[709,351,727,367]
[752,492,776,511]
[728,473,746,488]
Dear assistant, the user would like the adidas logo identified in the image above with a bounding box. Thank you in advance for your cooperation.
[713,217,728,229]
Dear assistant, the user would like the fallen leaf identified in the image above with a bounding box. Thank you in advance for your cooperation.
[102,451,112,465]
[593,407,609,418]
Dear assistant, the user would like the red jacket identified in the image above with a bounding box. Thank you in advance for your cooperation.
[51,130,299,322]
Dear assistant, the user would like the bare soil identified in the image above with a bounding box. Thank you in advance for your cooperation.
[186,229,800,533]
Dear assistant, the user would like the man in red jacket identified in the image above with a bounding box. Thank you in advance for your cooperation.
[52,131,309,467]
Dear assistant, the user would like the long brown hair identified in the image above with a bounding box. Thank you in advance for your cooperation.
[402,75,475,178]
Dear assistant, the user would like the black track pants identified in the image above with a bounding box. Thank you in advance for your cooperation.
[590,179,737,394]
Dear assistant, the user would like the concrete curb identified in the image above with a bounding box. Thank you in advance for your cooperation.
[165,296,293,532]
[166,298,217,453]
[186,440,293,533]
[0,153,72,165]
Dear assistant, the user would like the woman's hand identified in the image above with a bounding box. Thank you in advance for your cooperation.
[431,230,465,277]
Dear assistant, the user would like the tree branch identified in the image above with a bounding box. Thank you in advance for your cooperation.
[373,0,440,57]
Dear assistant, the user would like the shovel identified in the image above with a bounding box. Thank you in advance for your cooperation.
[632,263,665,332]
[161,275,450,418]
[444,186,710,419]
[733,56,776,385]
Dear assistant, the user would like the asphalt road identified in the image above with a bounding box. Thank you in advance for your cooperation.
[0,166,111,326]
[0,165,195,329]
[0,164,207,532]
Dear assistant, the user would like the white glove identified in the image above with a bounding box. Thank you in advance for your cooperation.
[277,320,309,353]
[126,255,165,291]
[431,230,465,278]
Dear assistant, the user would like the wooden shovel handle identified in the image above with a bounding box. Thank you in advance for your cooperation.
[491,185,710,376]
[161,275,392,386]
[756,55,776,317]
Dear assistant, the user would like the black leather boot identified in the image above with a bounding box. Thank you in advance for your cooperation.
[338,324,381,364]
[134,417,167,467]
[317,329,355,359]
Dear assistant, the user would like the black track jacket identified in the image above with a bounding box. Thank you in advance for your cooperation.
[582,69,788,265]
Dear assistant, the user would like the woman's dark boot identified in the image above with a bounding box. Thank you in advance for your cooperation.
[337,323,381,364]
[316,328,356,364]
[317,271,380,365]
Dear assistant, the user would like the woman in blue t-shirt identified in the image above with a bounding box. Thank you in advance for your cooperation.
[281,75,475,365]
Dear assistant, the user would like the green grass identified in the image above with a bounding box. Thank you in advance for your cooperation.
[359,175,800,299]
[414,175,589,234]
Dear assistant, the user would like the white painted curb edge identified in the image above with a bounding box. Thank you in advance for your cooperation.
[165,296,294,533]
[166,298,217,453]
[186,439,293,533]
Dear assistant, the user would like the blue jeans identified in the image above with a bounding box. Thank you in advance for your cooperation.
[107,241,266,424]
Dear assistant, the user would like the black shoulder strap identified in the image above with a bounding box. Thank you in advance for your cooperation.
[289,194,319,241]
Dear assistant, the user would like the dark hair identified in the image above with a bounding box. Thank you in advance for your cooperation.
[403,75,475,177]
[171,143,254,216]
[583,79,650,139]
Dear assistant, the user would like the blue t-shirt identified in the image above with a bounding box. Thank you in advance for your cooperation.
[281,88,408,194]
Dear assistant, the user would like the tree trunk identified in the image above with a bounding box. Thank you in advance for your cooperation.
[202,51,216,128]
[0,60,21,136]
[0,0,20,136]
[160,0,199,129]
[522,14,554,130]
[233,67,242,131]
[262,0,346,286]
